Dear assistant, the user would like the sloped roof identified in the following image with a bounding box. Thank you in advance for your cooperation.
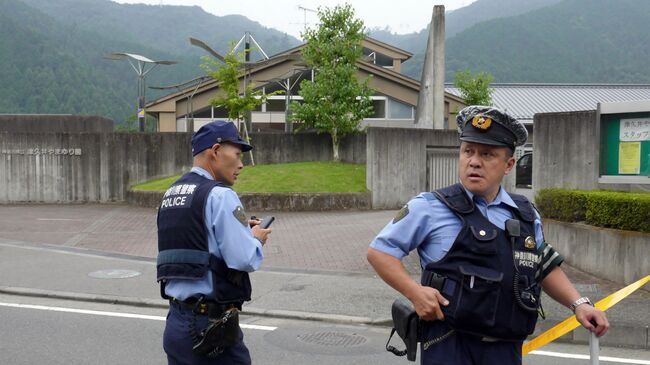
[445,83,650,123]
[147,36,414,109]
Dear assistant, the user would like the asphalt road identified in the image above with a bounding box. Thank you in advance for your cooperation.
[0,295,648,365]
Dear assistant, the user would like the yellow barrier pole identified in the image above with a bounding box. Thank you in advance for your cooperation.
[523,274,650,356]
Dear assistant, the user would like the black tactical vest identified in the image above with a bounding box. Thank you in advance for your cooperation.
[421,183,541,341]
[156,171,251,305]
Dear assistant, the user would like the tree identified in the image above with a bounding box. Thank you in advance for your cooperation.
[289,4,374,162]
[454,69,494,106]
[201,44,280,123]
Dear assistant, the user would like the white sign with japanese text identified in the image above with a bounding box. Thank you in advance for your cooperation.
[620,118,650,141]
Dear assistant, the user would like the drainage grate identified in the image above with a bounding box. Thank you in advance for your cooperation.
[88,269,141,279]
[297,331,367,347]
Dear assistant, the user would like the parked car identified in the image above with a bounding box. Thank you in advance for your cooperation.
[516,152,532,188]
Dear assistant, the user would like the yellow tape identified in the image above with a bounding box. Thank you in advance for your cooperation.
[522,274,650,356]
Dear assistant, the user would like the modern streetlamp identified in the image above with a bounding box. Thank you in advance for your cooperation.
[105,53,176,132]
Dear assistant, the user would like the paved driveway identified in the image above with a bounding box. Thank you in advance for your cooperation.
[0,204,422,275]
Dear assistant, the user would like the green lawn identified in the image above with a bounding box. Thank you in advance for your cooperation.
[132,161,367,193]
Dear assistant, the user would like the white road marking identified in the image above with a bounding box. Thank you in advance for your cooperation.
[0,302,277,331]
[37,218,81,221]
[530,350,650,364]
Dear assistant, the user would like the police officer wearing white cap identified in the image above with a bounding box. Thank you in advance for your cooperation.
[157,120,271,365]
[368,106,608,364]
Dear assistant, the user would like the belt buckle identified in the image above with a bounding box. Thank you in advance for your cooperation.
[191,296,209,315]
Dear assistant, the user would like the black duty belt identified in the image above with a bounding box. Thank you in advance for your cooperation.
[170,297,237,317]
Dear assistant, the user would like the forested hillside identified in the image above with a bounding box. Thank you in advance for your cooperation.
[20,0,300,58]
[0,0,300,123]
[444,0,650,83]
[2,0,649,124]
[374,0,650,83]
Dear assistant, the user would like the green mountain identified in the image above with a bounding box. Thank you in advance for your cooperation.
[0,0,300,124]
[370,0,562,77]
[20,0,300,59]
[373,0,650,83]
[445,0,563,37]
[2,0,649,123]
[444,0,650,82]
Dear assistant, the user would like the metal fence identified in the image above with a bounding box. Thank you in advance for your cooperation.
[426,147,459,191]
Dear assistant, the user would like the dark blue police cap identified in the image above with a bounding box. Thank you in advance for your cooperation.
[456,106,527,150]
[191,120,253,156]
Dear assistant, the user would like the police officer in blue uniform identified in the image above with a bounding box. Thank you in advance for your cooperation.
[157,120,271,365]
[368,106,609,364]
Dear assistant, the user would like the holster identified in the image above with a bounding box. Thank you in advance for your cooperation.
[386,297,420,362]
[192,308,240,357]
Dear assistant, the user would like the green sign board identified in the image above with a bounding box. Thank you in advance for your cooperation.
[600,112,650,176]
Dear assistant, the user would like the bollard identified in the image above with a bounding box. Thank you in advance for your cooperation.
[589,331,599,365]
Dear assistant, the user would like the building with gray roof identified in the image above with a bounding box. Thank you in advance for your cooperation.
[445,83,650,125]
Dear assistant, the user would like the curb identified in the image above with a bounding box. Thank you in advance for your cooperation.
[1,286,647,350]
[126,189,372,211]
[0,286,390,327]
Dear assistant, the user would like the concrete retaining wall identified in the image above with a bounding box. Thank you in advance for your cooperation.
[243,132,365,165]
[0,132,193,202]
[0,115,114,133]
[533,111,600,192]
[127,189,371,211]
[1,130,366,203]
[367,127,459,209]
[543,219,650,284]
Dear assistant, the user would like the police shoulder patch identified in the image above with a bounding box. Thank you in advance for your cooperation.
[393,204,409,224]
[233,206,248,227]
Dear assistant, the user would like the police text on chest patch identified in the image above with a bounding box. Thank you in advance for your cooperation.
[514,251,541,269]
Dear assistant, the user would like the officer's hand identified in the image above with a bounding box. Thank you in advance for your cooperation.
[252,225,271,245]
[409,285,449,321]
[249,218,261,228]
[575,304,609,337]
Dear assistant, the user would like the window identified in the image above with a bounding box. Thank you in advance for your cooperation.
[388,98,413,119]
[370,99,386,118]
[266,99,286,112]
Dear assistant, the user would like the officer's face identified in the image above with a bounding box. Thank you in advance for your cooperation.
[458,142,515,202]
[210,143,244,186]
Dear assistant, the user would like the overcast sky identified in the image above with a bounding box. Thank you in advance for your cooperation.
[112,0,478,38]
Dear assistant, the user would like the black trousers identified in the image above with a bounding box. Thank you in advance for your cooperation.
[164,301,251,365]
[420,321,522,365]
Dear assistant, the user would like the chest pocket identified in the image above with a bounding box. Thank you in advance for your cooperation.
[468,226,498,255]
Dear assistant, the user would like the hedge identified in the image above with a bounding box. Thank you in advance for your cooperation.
[535,188,650,233]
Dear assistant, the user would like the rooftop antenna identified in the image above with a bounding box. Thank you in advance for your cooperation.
[297,5,317,33]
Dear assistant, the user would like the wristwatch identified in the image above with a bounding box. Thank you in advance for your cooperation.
[569,297,592,313]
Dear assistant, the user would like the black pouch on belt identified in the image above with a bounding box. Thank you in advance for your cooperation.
[192,308,240,356]
[386,297,420,362]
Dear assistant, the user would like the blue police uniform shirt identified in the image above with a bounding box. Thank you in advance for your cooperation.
[370,186,544,268]
[165,166,264,300]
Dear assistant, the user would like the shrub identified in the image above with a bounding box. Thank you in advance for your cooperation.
[535,188,650,233]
